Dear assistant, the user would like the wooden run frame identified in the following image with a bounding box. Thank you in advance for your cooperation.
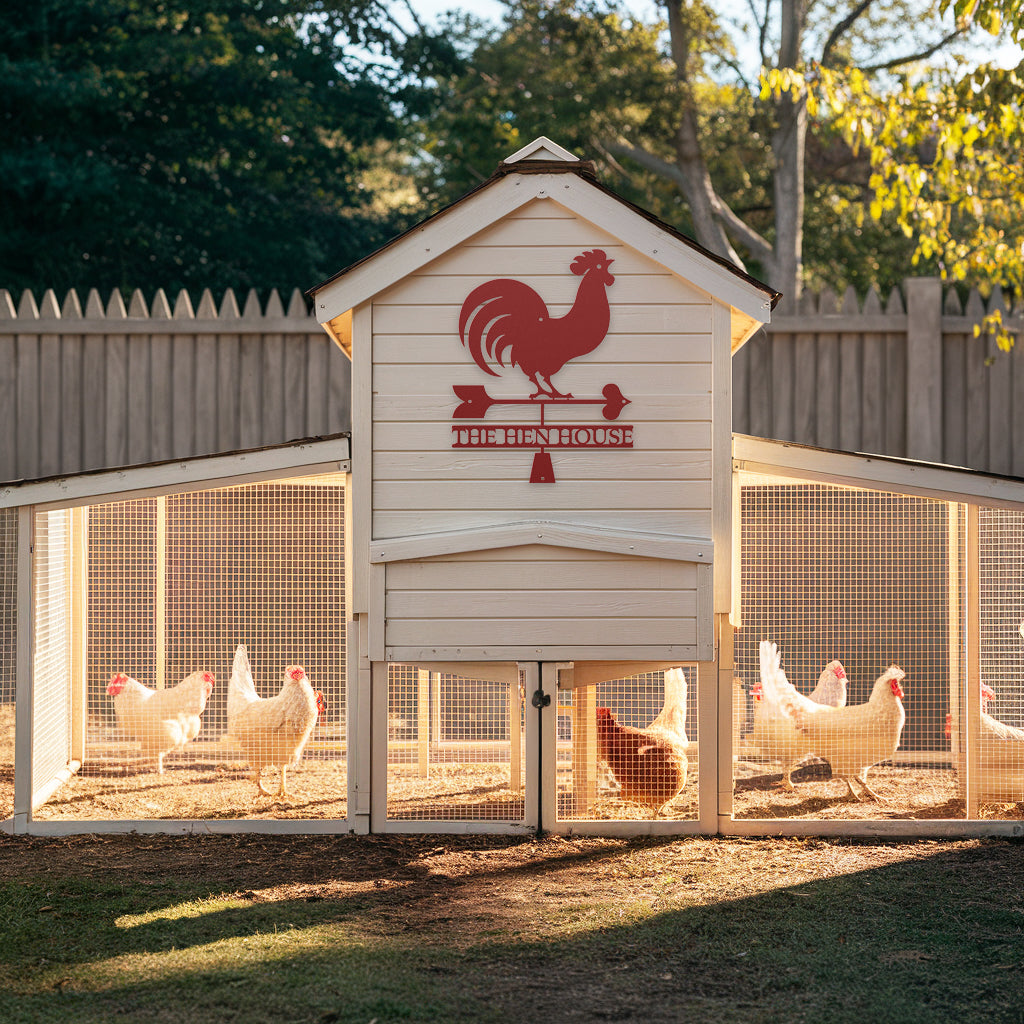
[2,436,353,837]
[728,435,1024,838]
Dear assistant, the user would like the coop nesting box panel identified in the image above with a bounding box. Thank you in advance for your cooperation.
[381,543,711,661]
[363,202,724,660]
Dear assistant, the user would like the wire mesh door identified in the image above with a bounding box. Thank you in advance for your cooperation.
[380,662,534,830]
[551,664,698,826]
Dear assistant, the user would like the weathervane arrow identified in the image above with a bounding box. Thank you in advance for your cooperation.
[453,383,630,420]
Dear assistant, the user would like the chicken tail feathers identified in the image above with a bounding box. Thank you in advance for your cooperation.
[459,279,548,377]
[227,644,258,722]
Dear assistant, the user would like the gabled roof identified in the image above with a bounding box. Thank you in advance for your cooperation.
[307,138,780,354]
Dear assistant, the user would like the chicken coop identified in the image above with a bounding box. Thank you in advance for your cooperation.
[0,437,353,834]
[309,136,775,836]
[5,135,1024,838]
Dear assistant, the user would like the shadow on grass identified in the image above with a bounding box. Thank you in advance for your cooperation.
[1,836,1022,1023]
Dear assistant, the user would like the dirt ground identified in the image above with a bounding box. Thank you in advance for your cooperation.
[14,756,1024,824]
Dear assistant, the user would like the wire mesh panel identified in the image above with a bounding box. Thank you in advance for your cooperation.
[557,668,697,821]
[733,475,959,820]
[32,510,73,809]
[386,664,526,822]
[34,474,346,822]
[0,509,17,820]
[974,507,1024,812]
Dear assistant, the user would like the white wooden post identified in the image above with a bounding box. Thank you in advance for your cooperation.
[715,613,733,826]
[12,507,33,833]
[948,503,964,798]
[508,678,522,794]
[965,503,981,818]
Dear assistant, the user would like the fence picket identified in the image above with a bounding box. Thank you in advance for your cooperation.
[4,275,1022,483]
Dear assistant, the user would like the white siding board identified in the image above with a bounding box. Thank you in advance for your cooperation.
[386,617,698,648]
[373,450,712,480]
[388,589,697,619]
[424,544,700,565]
[378,273,709,307]
[372,304,713,336]
[373,334,713,365]
[388,556,698,589]
[376,362,712,396]
[372,396,713,426]
[373,509,713,538]
[372,480,712,511]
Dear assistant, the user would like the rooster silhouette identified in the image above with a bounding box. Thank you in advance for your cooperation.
[458,249,615,398]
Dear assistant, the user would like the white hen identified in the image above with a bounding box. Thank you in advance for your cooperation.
[747,640,847,790]
[790,665,906,801]
[107,669,215,773]
[646,667,689,750]
[227,644,319,799]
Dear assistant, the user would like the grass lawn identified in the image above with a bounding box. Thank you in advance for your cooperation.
[0,832,1022,1022]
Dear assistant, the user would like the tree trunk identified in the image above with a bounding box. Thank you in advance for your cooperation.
[769,0,808,303]
[663,0,744,268]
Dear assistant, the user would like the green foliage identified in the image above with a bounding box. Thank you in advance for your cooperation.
[0,1,459,298]
[764,0,1024,339]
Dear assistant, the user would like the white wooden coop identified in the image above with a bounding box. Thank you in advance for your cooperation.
[310,135,773,836]
[4,136,1024,837]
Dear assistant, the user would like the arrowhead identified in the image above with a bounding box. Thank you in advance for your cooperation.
[600,383,630,420]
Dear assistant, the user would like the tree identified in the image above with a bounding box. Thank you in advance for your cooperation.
[814,0,1024,343]
[421,1,983,303]
[0,0,459,298]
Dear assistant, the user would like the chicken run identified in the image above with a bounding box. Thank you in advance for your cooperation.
[4,140,1024,838]
[2,451,1024,836]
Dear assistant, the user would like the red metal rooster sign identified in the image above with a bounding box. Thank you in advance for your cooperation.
[452,249,633,483]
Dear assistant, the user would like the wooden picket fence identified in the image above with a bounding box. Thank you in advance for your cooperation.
[0,286,350,482]
[2,277,1023,483]
[734,278,1024,477]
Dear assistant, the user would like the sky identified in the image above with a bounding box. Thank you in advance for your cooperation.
[406,0,1023,71]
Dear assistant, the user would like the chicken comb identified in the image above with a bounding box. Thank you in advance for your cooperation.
[106,672,130,695]
[286,665,305,682]
[202,671,215,685]
[751,681,763,701]
[570,248,609,275]
[982,682,996,702]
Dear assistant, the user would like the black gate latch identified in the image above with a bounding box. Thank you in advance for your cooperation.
[531,689,551,709]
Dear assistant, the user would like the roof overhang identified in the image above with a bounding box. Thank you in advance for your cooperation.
[308,140,778,355]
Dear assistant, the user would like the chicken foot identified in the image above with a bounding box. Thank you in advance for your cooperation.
[253,766,295,801]
[842,772,885,802]
[528,372,572,400]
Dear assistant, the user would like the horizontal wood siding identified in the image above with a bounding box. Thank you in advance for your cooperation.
[371,203,717,540]
[0,287,351,481]
[384,545,701,654]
